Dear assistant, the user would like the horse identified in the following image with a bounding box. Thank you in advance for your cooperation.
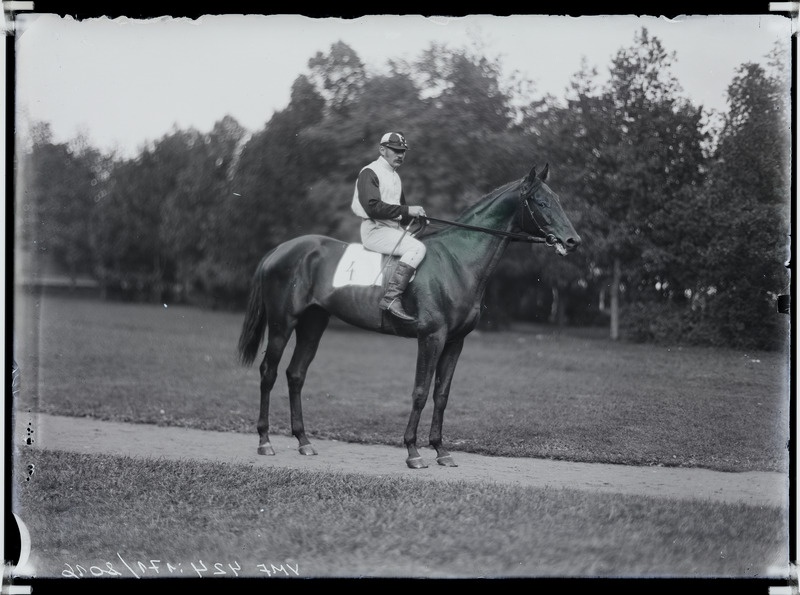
[237,163,581,469]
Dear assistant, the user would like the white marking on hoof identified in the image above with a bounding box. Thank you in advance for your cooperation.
[257,444,276,456]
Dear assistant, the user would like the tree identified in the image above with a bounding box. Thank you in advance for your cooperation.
[94,148,169,301]
[95,120,247,304]
[402,43,526,215]
[223,74,329,303]
[691,47,791,350]
[307,41,367,116]
[17,125,105,287]
[535,28,709,340]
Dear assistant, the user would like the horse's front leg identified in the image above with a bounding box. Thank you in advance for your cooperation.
[429,337,464,467]
[404,332,445,469]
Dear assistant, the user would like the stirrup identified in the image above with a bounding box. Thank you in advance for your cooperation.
[383,298,414,321]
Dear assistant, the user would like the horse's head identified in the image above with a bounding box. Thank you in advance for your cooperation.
[518,163,581,255]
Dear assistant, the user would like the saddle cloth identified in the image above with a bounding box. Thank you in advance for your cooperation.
[332,244,390,288]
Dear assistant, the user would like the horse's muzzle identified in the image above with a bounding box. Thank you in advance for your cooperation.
[551,234,581,255]
[565,235,581,250]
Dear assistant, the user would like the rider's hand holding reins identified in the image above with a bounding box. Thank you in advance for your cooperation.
[408,206,426,218]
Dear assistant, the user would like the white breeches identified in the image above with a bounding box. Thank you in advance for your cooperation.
[360,219,426,268]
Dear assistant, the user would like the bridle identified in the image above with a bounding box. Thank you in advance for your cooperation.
[518,179,559,245]
[421,180,557,246]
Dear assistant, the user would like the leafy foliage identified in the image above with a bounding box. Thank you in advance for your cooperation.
[16,32,791,349]
[17,124,106,284]
[687,52,792,350]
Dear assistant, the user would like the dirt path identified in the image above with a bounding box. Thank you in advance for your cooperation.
[18,412,787,508]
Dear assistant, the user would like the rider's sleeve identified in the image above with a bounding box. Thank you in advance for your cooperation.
[398,189,412,225]
[356,168,409,220]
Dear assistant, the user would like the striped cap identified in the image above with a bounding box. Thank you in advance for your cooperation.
[380,132,408,151]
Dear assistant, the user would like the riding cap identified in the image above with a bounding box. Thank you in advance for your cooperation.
[380,132,409,151]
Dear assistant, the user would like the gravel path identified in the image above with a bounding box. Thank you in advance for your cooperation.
[17,412,788,508]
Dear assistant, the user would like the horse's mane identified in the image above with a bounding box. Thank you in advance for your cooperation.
[419,178,522,239]
[462,179,520,218]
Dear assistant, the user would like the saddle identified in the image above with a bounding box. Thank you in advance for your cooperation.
[332,244,396,289]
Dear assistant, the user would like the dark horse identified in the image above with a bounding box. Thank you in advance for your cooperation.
[238,163,581,468]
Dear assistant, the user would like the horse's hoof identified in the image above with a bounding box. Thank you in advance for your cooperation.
[436,455,458,467]
[406,456,428,469]
[299,444,317,456]
[257,444,276,456]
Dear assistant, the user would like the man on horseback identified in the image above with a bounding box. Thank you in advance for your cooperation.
[351,132,427,322]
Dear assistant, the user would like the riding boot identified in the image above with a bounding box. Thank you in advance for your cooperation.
[379,262,416,321]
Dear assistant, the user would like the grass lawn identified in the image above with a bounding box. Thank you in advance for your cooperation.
[13,450,788,579]
[9,294,791,584]
[13,294,790,473]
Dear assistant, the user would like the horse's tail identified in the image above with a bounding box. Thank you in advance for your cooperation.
[237,270,268,367]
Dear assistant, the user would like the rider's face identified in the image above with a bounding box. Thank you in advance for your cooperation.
[381,146,406,169]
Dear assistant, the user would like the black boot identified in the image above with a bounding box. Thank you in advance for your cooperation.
[379,262,416,321]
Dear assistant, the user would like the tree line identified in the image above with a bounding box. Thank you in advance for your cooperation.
[16,27,791,350]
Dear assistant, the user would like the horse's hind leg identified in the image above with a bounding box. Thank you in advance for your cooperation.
[286,306,330,456]
[257,322,295,455]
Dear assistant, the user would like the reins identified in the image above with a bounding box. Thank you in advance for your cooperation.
[420,179,559,246]
[423,216,549,243]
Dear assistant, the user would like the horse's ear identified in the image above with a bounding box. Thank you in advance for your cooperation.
[521,165,536,193]
[523,164,538,186]
[539,163,549,181]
